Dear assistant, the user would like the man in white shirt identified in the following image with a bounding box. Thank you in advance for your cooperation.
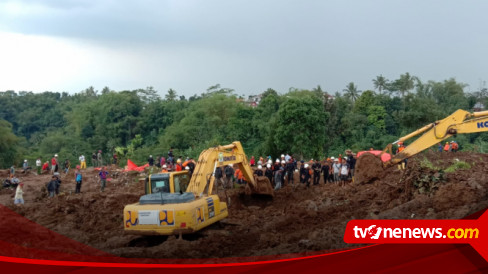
[36,157,42,175]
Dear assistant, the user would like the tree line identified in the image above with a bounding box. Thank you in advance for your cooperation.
[1,73,487,168]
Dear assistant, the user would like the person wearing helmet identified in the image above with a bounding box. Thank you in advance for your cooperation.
[97,150,103,167]
[161,164,169,173]
[51,154,58,175]
[175,159,182,171]
[451,141,459,152]
[332,158,341,183]
[148,155,154,166]
[301,163,312,187]
[340,159,350,187]
[22,159,31,173]
[396,142,407,170]
[265,163,273,184]
[280,160,287,185]
[254,165,264,177]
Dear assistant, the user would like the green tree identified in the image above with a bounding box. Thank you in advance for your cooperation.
[0,119,22,167]
[373,75,388,95]
[274,96,325,159]
[165,89,177,101]
[343,82,360,102]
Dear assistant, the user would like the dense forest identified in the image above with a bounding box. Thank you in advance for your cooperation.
[1,73,487,168]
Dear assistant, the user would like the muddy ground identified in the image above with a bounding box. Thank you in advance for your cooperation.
[1,151,487,261]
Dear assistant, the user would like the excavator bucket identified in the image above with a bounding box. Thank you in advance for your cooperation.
[245,175,274,196]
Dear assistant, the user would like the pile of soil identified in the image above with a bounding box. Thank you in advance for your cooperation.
[1,151,487,261]
[355,153,388,184]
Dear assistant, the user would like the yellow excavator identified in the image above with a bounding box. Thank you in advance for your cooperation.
[123,141,273,235]
[356,109,488,181]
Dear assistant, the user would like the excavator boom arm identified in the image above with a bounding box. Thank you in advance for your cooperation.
[186,141,258,197]
[387,109,488,166]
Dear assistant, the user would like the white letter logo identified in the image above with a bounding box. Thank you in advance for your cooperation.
[366,225,382,239]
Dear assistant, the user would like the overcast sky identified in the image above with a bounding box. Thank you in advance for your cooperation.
[0,0,487,97]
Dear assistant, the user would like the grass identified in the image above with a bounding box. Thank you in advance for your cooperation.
[445,161,472,173]
[420,158,440,171]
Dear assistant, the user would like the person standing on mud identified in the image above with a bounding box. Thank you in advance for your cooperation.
[280,160,286,186]
[51,154,59,174]
[47,176,58,198]
[79,154,86,169]
[299,160,306,184]
[75,167,82,194]
[265,164,273,185]
[332,159,341,183]
[91,152,97,167]
[224,164,234,188]
[321,159,330,184]
[340,160,349,186]
[451,141,459,152]
[286,159,295,185]
[97,150,103,167]
[302,164,312,187]
[98,166,109,192]
[54,174,62,195]
[250,156,255,167]
[36,157,42,175]
[396,142,407,170]
[215,167,225,189]
[14,183,24,205]
[312,159,321,185]
[346,150,356,182]
[254,165,264,176]
[274,165,283,190]
[64,159,70,174]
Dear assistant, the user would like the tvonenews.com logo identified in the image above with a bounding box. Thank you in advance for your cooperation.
[343,214,488,261]
[353,225,479,240]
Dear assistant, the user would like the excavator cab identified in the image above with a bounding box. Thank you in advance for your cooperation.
[145,171,190,194]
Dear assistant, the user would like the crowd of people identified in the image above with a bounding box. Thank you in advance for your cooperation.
[4,140,462,205]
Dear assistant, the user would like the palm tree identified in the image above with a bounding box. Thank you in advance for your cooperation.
[372,75,388,95]
[343,82,360,102]
[395,72,418,98]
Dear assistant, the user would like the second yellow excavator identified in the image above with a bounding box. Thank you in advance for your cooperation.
[123,141,273,235]
[356,109,488,182]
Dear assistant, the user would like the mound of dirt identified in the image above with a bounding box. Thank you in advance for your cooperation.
[355,153,386,184]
